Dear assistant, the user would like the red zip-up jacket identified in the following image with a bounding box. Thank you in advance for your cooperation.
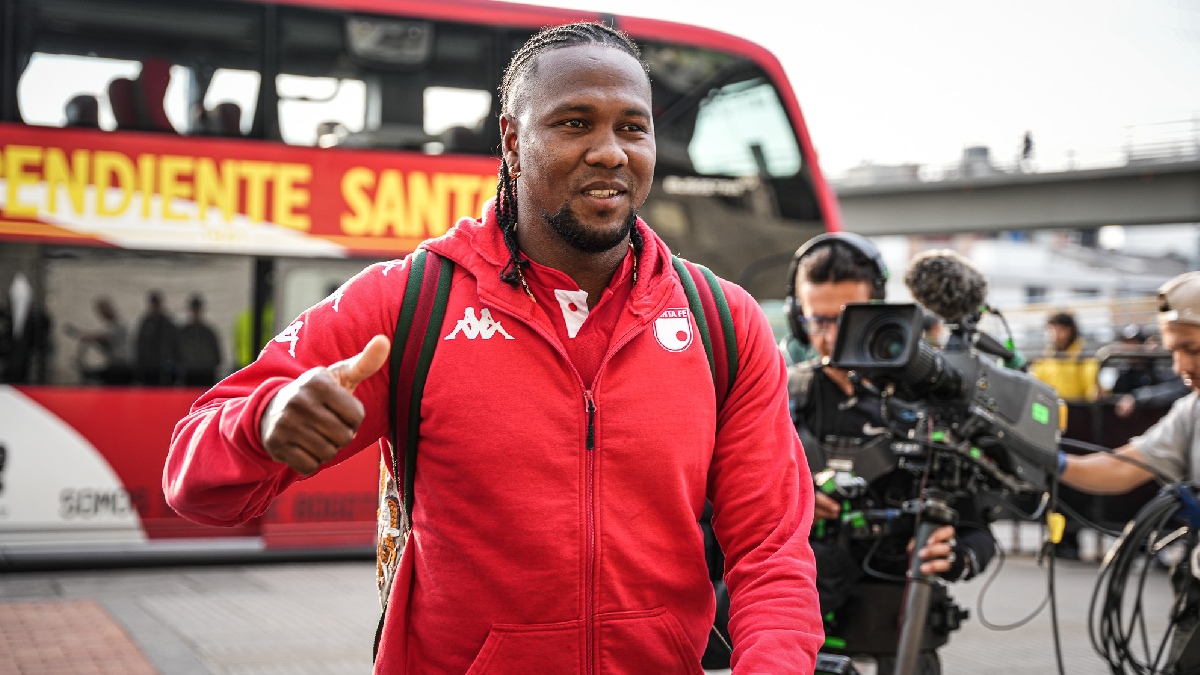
[164,204,822,673]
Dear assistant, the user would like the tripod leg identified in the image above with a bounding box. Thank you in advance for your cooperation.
[893,518,941,675]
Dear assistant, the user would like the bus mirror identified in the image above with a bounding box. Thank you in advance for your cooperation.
[346,17,433,66]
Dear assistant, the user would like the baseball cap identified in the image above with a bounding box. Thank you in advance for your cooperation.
[1157,271,1200,326]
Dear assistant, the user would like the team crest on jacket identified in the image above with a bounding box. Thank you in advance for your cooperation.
[654,308,693,352]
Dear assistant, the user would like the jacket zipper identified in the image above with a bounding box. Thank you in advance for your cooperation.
[584,388,596,674]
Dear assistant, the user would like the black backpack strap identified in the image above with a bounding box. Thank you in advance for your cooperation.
[374,248,454,660]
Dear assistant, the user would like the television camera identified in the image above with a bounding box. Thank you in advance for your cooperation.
[826,293,1062,674]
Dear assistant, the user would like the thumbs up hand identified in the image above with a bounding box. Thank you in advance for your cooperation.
[260,335,390,474]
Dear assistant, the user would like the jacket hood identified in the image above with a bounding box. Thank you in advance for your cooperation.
[422,198,676,320]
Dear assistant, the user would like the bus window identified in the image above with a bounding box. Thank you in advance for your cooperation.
[15,0,265,136]
[276,7,499,153]
[277,75,367,147]
[689,79,802,178]
[203,68,260,137]
[424,86,493,154]
[643,43,821,297]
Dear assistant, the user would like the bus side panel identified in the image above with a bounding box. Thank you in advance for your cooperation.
[5,384,257,542]
[2,384,380,552]
[260,445,379,549]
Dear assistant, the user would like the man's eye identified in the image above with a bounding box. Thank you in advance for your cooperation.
[563,119,585,128]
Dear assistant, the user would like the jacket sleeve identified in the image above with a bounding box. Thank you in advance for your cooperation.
[162,259,409,527]
[707,282,823,673]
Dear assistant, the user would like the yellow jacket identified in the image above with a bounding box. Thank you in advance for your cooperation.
[1030,338,1099,402]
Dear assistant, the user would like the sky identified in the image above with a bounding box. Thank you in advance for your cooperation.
[509,0,1200,178]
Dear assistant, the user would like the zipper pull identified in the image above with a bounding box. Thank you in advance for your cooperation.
[585,391,596,450]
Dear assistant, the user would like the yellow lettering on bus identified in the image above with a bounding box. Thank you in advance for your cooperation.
[273,163,312,231]
[4,145,42,218]
[94,151,135,216]
[475,175,495,219]
[340,167,376,236]
[195,157,238,222]
[373,170,407,237]
[44,147,90,215]
[406,172,447,238]
[159,155,194,221]
[240,161,273,223]
[439,173,486,236]
[137,154,156,219]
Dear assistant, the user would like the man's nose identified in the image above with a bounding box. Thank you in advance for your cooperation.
[585,130,628,169]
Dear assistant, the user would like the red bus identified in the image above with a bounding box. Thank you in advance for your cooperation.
[0,0,840,566]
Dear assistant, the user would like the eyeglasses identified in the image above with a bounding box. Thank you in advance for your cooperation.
[800,313,840,336]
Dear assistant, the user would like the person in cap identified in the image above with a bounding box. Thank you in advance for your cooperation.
[1062,270,1200,490]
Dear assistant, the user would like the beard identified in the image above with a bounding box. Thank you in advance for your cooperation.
[542,204,638,254]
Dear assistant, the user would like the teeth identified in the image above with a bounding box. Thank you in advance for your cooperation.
[586,189,619,197]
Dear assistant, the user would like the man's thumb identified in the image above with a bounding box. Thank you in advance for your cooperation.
[331,335,390,391]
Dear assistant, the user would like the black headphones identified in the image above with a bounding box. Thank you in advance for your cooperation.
[783,231,889,346]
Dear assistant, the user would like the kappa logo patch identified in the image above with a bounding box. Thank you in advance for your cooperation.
[653,308,693,353]
[443,307,514,340]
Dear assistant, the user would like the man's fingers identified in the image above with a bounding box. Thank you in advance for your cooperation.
[329,335,390,392]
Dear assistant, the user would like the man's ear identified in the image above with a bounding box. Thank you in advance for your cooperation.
[500,114,519,174]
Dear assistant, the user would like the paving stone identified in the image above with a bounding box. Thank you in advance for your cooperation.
[0,599,158,674]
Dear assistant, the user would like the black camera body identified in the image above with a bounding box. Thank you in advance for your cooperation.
[831,303,1060,493]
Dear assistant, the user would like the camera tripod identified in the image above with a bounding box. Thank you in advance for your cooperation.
[893,489,958,675]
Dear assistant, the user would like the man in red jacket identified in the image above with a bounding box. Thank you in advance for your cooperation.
[164,22,821,673]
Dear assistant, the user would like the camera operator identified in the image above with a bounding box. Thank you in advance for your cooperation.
[1059,271,1200,670]
[784,233,996,675]
[1061,272,1200,493]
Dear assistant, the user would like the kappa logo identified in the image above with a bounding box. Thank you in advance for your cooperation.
[443,307,515,340]
[274,320,303,357]
[653,307,693,353]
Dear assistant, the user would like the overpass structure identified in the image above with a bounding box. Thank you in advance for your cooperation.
[835,159,1200,236]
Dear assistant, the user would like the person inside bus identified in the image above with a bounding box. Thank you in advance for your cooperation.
[164,22,822,672]
[65,296,133,384]
[178,294,223,387]
[64,94,100,129]
[0,273,54,384]
[134,290,180,386]
[786,233,994,675]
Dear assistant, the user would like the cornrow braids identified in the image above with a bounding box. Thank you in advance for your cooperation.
[496,160,523,285]
[493,21,649,286]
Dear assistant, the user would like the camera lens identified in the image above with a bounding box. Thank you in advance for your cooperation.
[869,323,909,362]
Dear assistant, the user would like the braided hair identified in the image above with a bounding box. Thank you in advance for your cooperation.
[495,22,649,285]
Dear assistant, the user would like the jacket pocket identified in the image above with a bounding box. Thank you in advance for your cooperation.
[596,607,701,675]
[464,619,584,675]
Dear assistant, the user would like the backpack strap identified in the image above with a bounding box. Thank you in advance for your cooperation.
[374,248,454,659]
[672,255,738,409]
[388,248,454,535]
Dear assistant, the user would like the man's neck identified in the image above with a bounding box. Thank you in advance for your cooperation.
[516,224,629,306]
